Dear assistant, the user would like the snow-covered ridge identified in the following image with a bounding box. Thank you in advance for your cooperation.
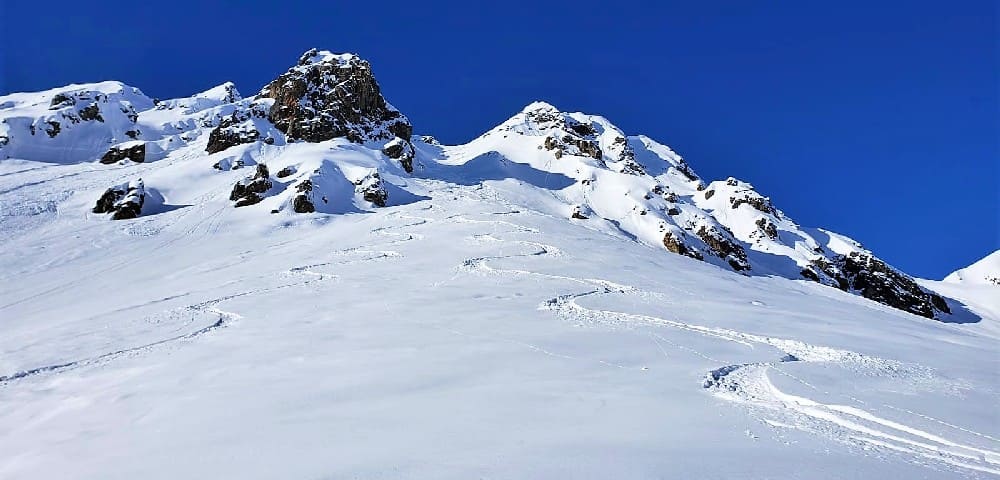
[944,250,1000,286]
[0,49,957,320]
[432,101,952,319]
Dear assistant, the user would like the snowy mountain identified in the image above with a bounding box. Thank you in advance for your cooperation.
[1,50,997,479]
[945,250,1000,286]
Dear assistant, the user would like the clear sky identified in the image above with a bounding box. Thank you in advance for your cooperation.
[2,0,996,278]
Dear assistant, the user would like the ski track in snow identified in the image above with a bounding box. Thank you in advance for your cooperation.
[2,181,996,476]
[0,275,336,385]
[448,209,1000,477]
[2,210,434,386]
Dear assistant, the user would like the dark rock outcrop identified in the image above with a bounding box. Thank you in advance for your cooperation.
[100,143,145,164]
[755,217,778,240]
[355,171,388,207]
[93,179,145,220]
[663,232,704,261]
[49,93,76,109]
[730,191,777,215]
[382,137,414,173]
[834,252,950,319]
[206,111,262,154]
[44,121,61,138]
[542,134,602,160]
[258,48,412,144]
[292,179,315,213]
[696,225,750,271]
[610,136,644,175]
[78,103,104,122]
[230,164,272,207]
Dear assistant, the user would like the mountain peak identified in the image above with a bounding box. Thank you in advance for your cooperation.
[521,100,560,113]
[296,48,358,67]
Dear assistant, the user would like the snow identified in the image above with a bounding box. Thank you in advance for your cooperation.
[0,69,997,479]
[945,250,1000,285]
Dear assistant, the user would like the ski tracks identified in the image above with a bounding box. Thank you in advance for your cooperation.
[453,211,1000,477]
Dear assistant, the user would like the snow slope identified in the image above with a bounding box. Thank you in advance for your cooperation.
[1,49,997,479]
[919,250,1000,337]
[945,250,1000,286]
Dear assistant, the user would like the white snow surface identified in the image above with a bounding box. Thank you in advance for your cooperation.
[945,250,1000,286]
[1,74,998,479]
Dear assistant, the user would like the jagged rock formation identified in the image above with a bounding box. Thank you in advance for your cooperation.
[382,137,415,173]
[206,109,265,154]
[355,170,388,207]
[259,49,412,144]
[92,179,145,220]
[100,142,145,164]
[230,164,273,207]
[292,179,316,213]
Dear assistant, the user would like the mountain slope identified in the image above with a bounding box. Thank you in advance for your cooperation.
[0,49,996,479]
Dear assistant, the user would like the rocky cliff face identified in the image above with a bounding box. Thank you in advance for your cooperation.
[259,49,412,144]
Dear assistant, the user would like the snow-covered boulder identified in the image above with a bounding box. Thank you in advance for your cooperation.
[354,170,388,207]
[92,179,145,220]
[382,136,414,173]
[230,164,273,207]
[99,140,147,164]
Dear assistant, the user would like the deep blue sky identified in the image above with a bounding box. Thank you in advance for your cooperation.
[3,1,996,278]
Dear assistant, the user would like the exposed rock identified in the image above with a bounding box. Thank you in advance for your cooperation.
[49,93,75,109]
[354,170,388,207]
[704,189,715,200]
[206,111,262,154]
[92,179,145,220]
[730,191,777,215]
[571,206,589,219]
[230,164,272,207]
[800,268,821,282]
[276,166,296,178]
[292,179,315,213]
[663,232,704,260]
[44,121,61,138]
[100,143,145,164]
[696,226,750,271]
[611,136,644,175]
[666,207,681,216]
[834,252,950,319]
[541,130,602,161]
[568,122,596,136]
[676,163,699,182]
[382,137,414,173]
[755,217,778,239]
[258,48,412,144]
[78,103,104,122]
